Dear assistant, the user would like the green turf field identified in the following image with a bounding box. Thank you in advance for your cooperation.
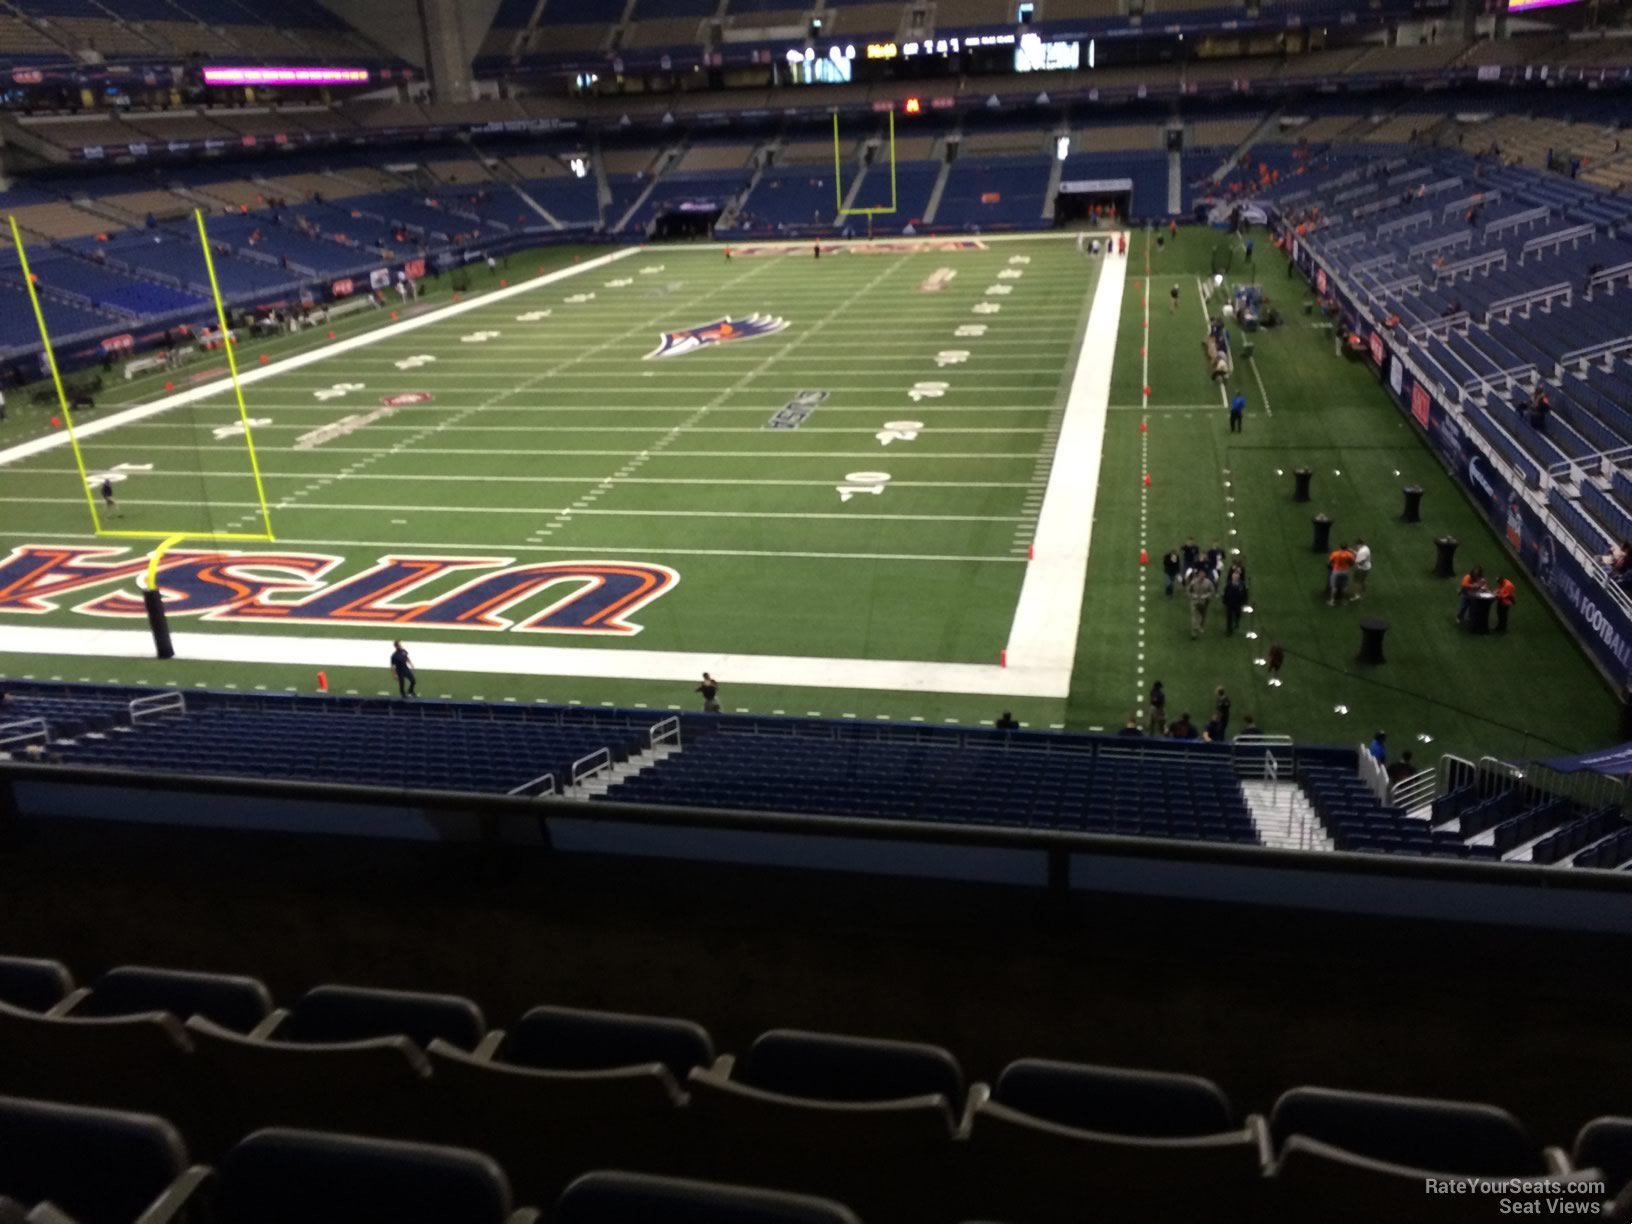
[0,230,1620,757]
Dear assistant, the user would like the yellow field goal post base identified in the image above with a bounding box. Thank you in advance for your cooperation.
[8,209,277,584]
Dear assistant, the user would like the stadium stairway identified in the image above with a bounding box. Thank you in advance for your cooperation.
[1240,780,1331,852]
[566,738,684,801]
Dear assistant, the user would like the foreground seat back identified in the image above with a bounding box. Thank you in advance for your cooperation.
[739,1029,964,1107]
[503,1005,713,1081]
[0,958,73,1014]
[283,984,485,1052]
[214,1128,516,1224]
[994,1058,1235,1138]
[1270,1086,1539,1175]
[78,966,272,1033]
[0,1002,197,1128]
[0,1096,190,1224]
[1576,1117,1632,1199]
[185,1016,431,1153]
[556,1170,862,1224]
[426,1041,687,1206]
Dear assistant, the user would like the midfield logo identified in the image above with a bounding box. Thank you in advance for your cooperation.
[0,546,679,637]
[646,314,788,359]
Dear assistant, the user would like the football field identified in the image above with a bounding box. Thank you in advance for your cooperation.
[0,235,1112,728]
[0,228,1622,756]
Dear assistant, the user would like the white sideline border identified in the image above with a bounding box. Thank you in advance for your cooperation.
[0,234,1127,702]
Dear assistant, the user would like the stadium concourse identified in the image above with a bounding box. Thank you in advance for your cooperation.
[2,0,1632,1219]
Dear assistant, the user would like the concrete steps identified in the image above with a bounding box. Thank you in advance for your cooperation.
[1242,780,1332,851]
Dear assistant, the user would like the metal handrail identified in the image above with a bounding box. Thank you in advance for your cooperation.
[1390,767,1438,813]
[570,747,613,787]
[648,717,681,750]
[0,719,49,751]
[507,773,559,798]
[129,691,185,724]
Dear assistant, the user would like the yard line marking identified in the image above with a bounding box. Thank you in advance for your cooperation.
[111,423,1052,435]
[1004,230,1125,685]
[103,445,1045,460]
[11,468,1042,488]
[1108,404,1222,412]
[0,499,1030,522]
[0,529,1024,565]
[1247,349,1273,417]
[0,246,640,471]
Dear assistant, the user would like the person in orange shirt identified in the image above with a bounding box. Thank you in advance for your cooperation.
[1494,576,1516,633]
[1327,543,1357,607]
[1457,565,1486,624]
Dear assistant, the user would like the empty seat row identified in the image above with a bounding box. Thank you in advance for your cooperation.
[0,955,1626,1223]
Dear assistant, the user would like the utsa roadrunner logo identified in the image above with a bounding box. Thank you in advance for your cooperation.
[646,313,788,359]
[0,546,679,636]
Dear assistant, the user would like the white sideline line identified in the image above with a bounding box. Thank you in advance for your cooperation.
[1002,234,1126,688]
[0,625,1063,699]
[0,247,638,471]
[12,468,1040,489]
[1248,353,1273,417]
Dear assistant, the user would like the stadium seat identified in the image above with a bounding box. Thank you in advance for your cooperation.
[0,1096,206,1224]
[0,957,74,1013]
[736,1028,965,1107]
[279,983,487,1051]
[72,965,273,1033]
[0,1002,199,1136]
[183,1016,431,1153]
[963,1059,1270,1223]
[1269,1085,1545,1174]
[1576,1117,1632,1199]
[499,1003,714,1080]
[555,1170,862,1223]
[685,1028,964,1220]
[991,1057,1237,1137]
[425,1039,689,1205]
[212,1128,534,1224]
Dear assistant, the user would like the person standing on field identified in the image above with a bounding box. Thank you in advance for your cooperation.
[1352,538,1372,598]
[1187,566,1217,639]
[390,641,416,699]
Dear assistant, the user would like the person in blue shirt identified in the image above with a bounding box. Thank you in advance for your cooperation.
[1369,730,1387,765]
[1229,390,1246,433]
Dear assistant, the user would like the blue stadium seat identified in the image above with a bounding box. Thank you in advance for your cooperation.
[74,965,273,1033]
[280,984,487,1051]
[1575,1117,1632,1201]
[501,1004,714,1081]
[991,1058,1237,1138]
[0,956,74,1014]
[0,1096,204,1224]
[1269,1085,1544,1175]
[213,1128,528,1224]
[556,1171,862,1223]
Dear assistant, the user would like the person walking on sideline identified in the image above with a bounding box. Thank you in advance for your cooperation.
[1147,680,1167,735]
[697,672,722,713]
[1213,686,1232,738]
[1221,564,1249,635]
[1494,575,1516,632]
[1181,536,1201,577]
[100,477,119,519]
[1352,538,1373,598]
[1170,283,1180,314]
[1163,548,1182,597]
[389,641,416,699]
[1327,542,1357,606]
[1187,566,1218,639]
[1229,390,1246,433]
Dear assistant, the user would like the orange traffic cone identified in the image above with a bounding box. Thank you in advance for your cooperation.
[1140,548,1149,564]
[1143,473,1152,487]
[317,671,329,693]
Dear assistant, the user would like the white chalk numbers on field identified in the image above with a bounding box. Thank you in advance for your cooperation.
[908,381,949,402]
[875,421,923,447]
[313,382,365,401]
[837,471,892,503]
